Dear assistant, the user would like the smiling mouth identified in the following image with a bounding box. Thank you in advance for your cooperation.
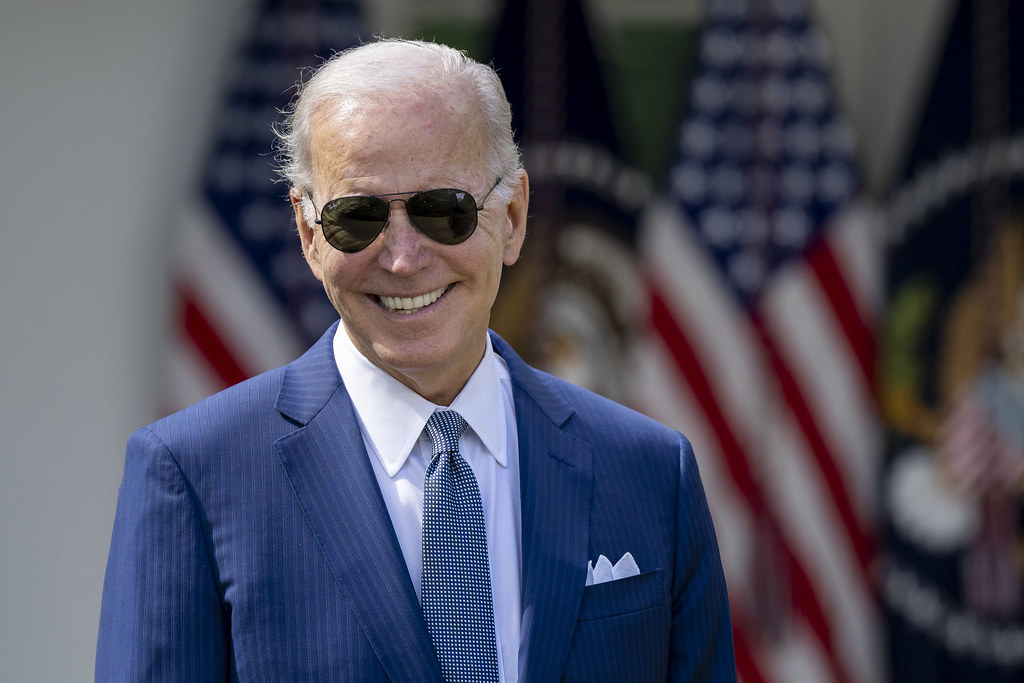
[377,285,450,315]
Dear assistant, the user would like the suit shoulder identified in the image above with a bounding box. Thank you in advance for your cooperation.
[139,365,290,454]
[530,367,687,450]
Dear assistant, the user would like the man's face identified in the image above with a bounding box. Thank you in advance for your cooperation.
[292,86,528,404]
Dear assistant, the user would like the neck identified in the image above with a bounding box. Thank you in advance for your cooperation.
[382,343,488,407]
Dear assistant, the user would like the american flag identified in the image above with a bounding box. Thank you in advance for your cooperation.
[168,0,364,408]
[634,1,884,681]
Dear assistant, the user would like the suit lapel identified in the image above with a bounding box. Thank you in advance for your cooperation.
[274,325,442,682]
[493,334,594,683]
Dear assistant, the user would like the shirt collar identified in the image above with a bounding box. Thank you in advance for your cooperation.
[332,323,509,478]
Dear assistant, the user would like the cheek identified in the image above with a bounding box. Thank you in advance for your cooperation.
[319,250,381,311]
[321,259,351,291]
[480,249,509,296]
[315,250,356,293]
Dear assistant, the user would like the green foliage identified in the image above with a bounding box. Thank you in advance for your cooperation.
[603,23,698,181]
[413,21,487,61]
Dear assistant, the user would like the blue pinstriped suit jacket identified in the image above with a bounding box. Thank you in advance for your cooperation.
[96,325,735,681]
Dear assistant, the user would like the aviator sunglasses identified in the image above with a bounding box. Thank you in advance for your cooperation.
[308,177,503,253]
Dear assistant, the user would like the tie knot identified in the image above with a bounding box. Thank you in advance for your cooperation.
[424,410,468,458]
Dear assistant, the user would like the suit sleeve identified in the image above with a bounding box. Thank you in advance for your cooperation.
[96,427,229,681]
[668,434,737,682]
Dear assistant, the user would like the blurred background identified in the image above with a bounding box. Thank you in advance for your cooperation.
[2,0,1022,680]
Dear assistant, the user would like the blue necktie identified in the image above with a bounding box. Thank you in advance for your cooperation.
[422,410,500,682]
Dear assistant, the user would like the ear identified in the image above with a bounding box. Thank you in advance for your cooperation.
[501,168,530,266]
[291,188,324,282]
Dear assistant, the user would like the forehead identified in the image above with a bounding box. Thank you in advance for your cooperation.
[309,83,488,187]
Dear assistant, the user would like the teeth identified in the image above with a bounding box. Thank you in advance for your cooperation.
[379,285,448,314]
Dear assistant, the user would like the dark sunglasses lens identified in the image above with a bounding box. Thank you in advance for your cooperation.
[321,197,389,252]
[406,189,478,245]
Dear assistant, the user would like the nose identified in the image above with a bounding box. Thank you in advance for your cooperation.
[376,199,430,274]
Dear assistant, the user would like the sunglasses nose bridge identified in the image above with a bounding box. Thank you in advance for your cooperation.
[377,197,431,257]
[381,196,414,232]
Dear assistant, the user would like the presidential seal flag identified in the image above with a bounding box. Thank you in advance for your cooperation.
[487,0,651,405]
[881,0,1024,680]
[635,1,884,681]
[168,0,365,408]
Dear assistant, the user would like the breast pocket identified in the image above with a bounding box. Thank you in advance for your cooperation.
[563,569,671,682]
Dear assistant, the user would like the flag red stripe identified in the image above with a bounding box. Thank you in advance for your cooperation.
[650,284,854,683]
[753,314,875,579]
[179,284,250,388]
[649,287,765,511]
[731,611,768,683]
[806,239,877,392]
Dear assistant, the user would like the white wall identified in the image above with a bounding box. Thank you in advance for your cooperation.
[0,0,951,679]
[0,0,250,678]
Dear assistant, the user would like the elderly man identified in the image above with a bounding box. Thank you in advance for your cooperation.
[96,39,735,681]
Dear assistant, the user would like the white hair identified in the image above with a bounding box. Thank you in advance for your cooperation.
[275,38,522,224]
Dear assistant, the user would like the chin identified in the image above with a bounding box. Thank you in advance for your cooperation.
[372,336,452,369]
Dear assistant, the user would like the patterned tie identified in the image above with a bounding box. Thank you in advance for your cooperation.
[421,410,500,682]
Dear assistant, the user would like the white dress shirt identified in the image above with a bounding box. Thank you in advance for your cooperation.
[332,324,522,683]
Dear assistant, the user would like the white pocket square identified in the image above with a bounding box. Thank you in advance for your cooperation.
[585,552,640,586]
